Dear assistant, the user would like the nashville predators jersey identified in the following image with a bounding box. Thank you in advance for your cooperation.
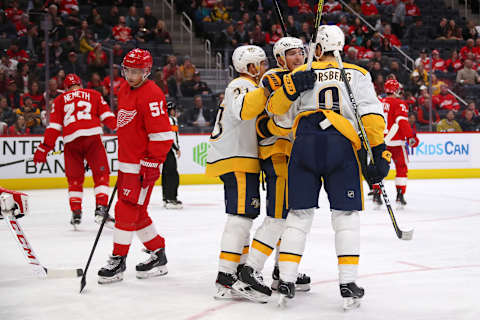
[206,77,264,177]
[258,67,293,159]
[267,60,385,150]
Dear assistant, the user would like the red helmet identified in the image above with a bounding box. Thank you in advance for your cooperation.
[384,79,400,94]
[122,48,153,70]
[64,73,81,89]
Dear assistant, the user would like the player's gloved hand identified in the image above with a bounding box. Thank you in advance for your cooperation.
[33,143,53,164]
[139,158,162,188]
[364,143,391,185]
[256,112,273,139]
[408,135,419,148]
[282,70,316,101]
[262,71,286,94]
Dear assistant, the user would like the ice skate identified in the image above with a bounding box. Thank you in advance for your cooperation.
[214,271,243,300]
[136,248,168,279]
[94,205,115,229]
[396,189,407,208]
[98,255,126,284]
[271,266,311,292]
[340,282,364,310]
[70,210,82,230]
[372,189,382,208]
[164,199,183,209]
[277,279,295,308]
[232,265,271,303]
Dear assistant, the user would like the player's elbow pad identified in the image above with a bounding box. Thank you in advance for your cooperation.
[240,87,267,120]
[361,114,385,147]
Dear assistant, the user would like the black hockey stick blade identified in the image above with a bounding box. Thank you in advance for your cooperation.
[80,185,117,293]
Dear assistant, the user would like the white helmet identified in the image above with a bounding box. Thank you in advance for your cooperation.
[316,25,345,59]
[232,45,267,78]
[273,37,304,68]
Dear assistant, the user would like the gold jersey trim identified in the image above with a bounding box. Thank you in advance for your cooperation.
[205,157,260,177]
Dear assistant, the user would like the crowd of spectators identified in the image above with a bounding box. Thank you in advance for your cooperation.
[1,0,480,135]
[0,0,218,135]
[176,0,480,132]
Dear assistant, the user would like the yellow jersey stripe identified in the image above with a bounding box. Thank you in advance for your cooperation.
[235,172,247,214]
[242,246,250,255]
[279,253,302,264]
[220,251,241,263]
[252,239,274,256]
[205,157,260,177]
[338,256,360,265]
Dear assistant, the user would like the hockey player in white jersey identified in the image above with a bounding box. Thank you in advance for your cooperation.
[205,45,270,300]
[267,25,391,309]
[232,37,311,303]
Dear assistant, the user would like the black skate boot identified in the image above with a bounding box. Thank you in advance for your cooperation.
[271,266,311,292]
[136,248,168,279]
[94,205,115,229]
[340,282,365,310]
[164,199,183,209]
[98,255,126,284]
[215,271,241,300]
[232,265,271,303]
[373,188,382,206]
[396,189,407,206]
[70,210,82,229]
[277,279,296,307]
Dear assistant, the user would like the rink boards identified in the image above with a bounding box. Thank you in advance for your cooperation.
[1,133,479,190]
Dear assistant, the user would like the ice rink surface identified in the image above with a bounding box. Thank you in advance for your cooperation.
[1,179,479,320]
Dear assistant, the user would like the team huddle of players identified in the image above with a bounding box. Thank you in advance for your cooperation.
[29,24,418,311]
[206,25,419,309]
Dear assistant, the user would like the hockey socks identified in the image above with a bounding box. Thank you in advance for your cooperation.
[331,210,360,284]
[278,209,314,283]
[218,215,252,275]
[247,216,285,271]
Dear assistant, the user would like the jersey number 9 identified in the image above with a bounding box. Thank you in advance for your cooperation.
[318,86,341,112]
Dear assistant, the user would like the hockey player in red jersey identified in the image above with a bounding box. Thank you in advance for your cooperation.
[33,73,116,228]
[97,48,173,284]
[373,79,419,206]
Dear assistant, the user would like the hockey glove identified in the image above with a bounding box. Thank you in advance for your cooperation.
[364,143,391,185]
[408,135,419,148]
[139,158,162,188]
[256,113,273,139]
[262,71,287,94]
[282,70,316,101]
[33,143,53,164]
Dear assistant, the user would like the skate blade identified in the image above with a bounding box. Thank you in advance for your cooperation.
[165,204,183,209]
[98,273,124,284]
[295,283,311,292]
[213,285,244,300]
[232,281,269,303]
[343,297,361,311]
[136,265,168,279]
[95,216,115,230]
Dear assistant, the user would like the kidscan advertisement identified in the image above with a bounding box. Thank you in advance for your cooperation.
[1,133,479,189]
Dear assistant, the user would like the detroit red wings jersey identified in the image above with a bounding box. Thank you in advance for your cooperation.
[44,88,116,146]
[381,96,414,146]
[116,80,173,174]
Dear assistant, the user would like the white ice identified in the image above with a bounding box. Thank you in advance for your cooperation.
[1,179,479,320]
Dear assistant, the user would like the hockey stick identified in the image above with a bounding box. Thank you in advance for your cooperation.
[273,0,289,36]
[4,214,83,279]
[80,184,117,293]
[306,0,325,71]
[0,150,63,168]
[333,50,413,241]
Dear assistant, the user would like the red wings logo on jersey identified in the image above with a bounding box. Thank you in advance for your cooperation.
[117,109,137,128]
